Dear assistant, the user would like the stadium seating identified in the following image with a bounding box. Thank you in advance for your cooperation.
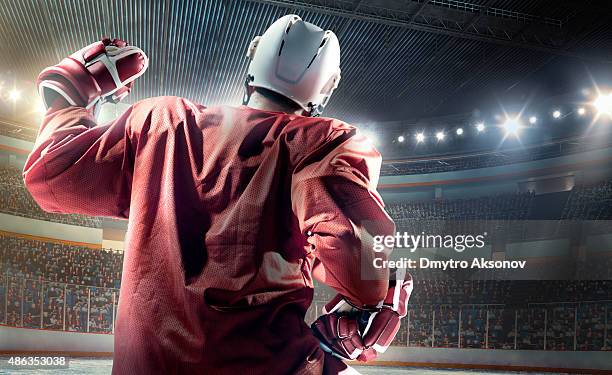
[381,135,612,176]
[1,232,611,348]
[2,167,611,228]
[0,234,122,289]
[561,179,612,220]
[0,166,102,228]
[2,167,612,350]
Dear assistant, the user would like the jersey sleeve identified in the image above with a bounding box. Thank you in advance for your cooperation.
[23,103,137,219]
[291,126,395,307]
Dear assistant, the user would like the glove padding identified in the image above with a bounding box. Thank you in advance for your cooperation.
[37,37,148,112]
[312,270,413,362]
[311,311,365,360]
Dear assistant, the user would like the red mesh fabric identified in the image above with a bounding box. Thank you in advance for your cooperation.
[23,96,393,374]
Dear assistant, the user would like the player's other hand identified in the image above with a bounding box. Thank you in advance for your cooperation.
[312,271,413,362]
[37,37,148,112]
[311,310,366,361]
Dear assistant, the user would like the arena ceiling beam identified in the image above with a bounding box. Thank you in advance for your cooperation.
[250,0,612,64]
[423,7,612,114]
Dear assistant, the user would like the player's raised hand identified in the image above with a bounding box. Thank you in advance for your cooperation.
[37,37,148,112]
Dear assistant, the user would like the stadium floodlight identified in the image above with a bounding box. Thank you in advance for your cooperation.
[475,122,485,132]
[593,92,612,117]
[8,89,20,102]
[528,116,537,124]
[456,127,463,135]
[415,132,425,143]
[502,116,522,137]
[577,107,586,116]
[397,135,405,143]
[435,131,445,141]
[552,109,562,119]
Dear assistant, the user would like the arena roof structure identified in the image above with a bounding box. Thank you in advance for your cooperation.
[0,0,610,125]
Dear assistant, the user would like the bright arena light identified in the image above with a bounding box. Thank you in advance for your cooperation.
[577,107,586,116]
[528,116,537,124]
[475,123,485,132]
[8,89,20,102]
[435,131,445,141]
[397,135,405,143]
[502,116,522,137]
[415,132,425,143]
[456,127,464,135]
[552,109,561,119]
[593,92,612,117]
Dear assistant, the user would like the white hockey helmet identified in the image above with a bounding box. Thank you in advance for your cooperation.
[244,15,341,116]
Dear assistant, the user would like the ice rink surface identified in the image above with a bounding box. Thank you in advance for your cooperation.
[0,359,575,375]
[353,366,572,375]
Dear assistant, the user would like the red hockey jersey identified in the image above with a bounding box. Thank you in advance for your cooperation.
[23,96,394,374]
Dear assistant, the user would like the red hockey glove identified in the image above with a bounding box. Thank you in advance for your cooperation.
[311,270,413,362]
[37,37,148,112]
[311,306,366,360]
[357,271,413,362]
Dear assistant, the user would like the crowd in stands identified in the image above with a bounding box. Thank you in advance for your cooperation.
[1,232,120,333]
[383,179,612,245]
[1,166,611,229]
[1,234,123,289]
[0,166,102,228]
[386,303,612,350]
[577,303,607,351]
[410,280,612,305]
[488,308,515,349]
[408,305,433,347]
[516,308,546,350]
[561,179,612,220]
[1,162,612,347]
[433,305,459,347]
[546,305,575,351]
[386,179,612,224]
[88,287,114,333]
[381,135,612,176]
[461,307,487,348]
[302,279,612,350]
[387,193,535,222]
[2,252,611,348]
[1,280,117,334]
[43,282,65,330]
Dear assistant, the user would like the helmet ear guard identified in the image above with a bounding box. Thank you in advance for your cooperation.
[306,70,341,117]
[246,36,261,60]
[243,15,341,117]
